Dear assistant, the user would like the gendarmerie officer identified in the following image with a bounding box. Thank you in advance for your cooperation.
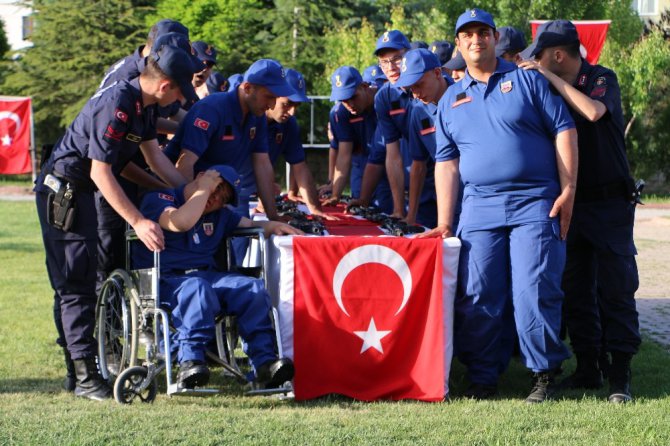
[36,44,197,400]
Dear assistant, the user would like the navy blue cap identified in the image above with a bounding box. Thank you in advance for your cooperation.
[227,73,243,92]
[374,30,411,56]
[520,20,580,60]
[152,45,198,105]
[455,8,496,34]
[152,32,203,70]
[495,27,527,57]
[210,165,240,206]
[444,51,466,70]
[410,40,429,50]
[149,19,189,41]
[362,65,387,87]
[206,72,228,94]
[285,69,310,102]
[243,59,295,98]
[395,48,441,88]
[330,66,363,101]
[191,41,217,65]
[430,40,454,65]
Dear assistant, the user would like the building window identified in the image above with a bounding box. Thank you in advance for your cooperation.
[22,15,33,41]
[632,0,658,16]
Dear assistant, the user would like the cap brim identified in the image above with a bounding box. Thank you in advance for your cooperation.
[519,42,537,61]
[395,71,424,88]
[374,43,407,56]
[288,91,310,102]
[330,86,357,102]
[444,57,466,70]
[495,46,507,57]
[265,82,296,98]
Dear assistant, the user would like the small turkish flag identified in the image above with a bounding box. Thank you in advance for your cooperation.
[0,97,32,174]
[293,236,445,401]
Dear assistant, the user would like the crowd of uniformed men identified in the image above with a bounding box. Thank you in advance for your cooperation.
[35,8,641,404]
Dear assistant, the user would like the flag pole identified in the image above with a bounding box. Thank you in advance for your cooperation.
[29,97,36,183]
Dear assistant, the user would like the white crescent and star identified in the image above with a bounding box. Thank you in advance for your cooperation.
[0,111,22,146]
[331,244,413,355]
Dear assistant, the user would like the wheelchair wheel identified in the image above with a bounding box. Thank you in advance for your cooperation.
[96,269,139,381]
[114,365,157,404]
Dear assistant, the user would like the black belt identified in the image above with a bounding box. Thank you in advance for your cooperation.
[575,179,634,203]
[50,171,96,193]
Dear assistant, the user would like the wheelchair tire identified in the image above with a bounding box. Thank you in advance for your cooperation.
[96,269,139,381]
[114,365,157,404]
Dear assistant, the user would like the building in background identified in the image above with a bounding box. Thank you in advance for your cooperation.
[0,0,33,54]
[632,0,670,26]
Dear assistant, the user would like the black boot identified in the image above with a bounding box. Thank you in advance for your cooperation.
[526,371,557,403]
[608,352,632,403]
[73,358,112,401]
[562,351,603,389]
[62,348,76,392]
[255,358,295,388]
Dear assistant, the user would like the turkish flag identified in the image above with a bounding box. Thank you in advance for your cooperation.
[0,97,32,174]
[531,20,610,64]
[292,236,445,401]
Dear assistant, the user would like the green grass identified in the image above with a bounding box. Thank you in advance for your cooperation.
[642,194,670,204]
[1,200,670,445]
[0,174,32,187]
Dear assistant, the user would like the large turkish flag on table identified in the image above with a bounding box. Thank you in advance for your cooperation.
[0,97,32,174]
[292,236,445,401]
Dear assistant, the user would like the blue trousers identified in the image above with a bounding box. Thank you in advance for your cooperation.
[160,270,277,371]
[455,194,570,385]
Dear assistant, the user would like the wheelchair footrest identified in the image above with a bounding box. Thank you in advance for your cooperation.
[167,385,223,396]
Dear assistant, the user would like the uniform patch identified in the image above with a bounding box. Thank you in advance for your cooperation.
[335,75,342,88]
[114,108,128,123]
[451,96,472,108]
[420,117,435,135]
[500,80,513,93]
[389,108,406,116]
[275,132,283,145]
[203,222,214,236]
[578,74,587,87]
[349,117,364,123]
[135,100,142,115]
[595,76,606,86]
[382,32,390,43]
[222,125,234,141]
[590,86,607,98]
[103,124,125,142]
[249,127,256,140]
[126,133,141,143]
[194,118,210,130]
[420,126,436,136]
[158,193,174,202]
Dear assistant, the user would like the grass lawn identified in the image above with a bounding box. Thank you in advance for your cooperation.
[1,199,669,445]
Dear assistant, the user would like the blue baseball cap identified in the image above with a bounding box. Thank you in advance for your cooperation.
[495,27,527,57]
[243,59,295,98]
[430,40,454,65]
[206,72,228,94]
[227,73,243,91]
[362,65,387,87]
[191,41,217,65]
[395,48,441,88]
[285,69,310,102]
[149,19,189,41]
[455,8,496,34]
[152,44,198,105]
[330,66,362,101]
[520,20,580,60]
[210,165,240,206]
[410,40,429,50]
[152,32,203,70]
[374,30,411,56]
[444,51,466,70]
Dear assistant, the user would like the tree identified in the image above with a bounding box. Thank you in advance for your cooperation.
[1,0,153,146]
[0,18,10,86]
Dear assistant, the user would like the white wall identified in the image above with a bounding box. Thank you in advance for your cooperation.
[0,1,33,51]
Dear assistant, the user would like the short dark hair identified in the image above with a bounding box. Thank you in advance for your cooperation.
[559,41,581,59]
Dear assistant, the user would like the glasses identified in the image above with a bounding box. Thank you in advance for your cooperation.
[378,55,403,68]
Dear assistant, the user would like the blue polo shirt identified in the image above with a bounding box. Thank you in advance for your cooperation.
[329,102,377,156]
[133,186,242,273]
[408,100,438,193]
[98,46,147,91]
[164,91,270,196]
[267,116,305,166]
[435,58,575,198]
[374,82,413,144]
[39,78,157,191]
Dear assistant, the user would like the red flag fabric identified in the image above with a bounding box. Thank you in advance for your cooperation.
[531,20,610,65]
[292,236,445,401]
[0,97,32,174]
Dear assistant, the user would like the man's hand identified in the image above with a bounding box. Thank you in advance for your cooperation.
[415,223,453,239]
[549,187,575,240]
[264,221,304,236]
[321,196,341,206]
[317,183,332,197]
[345,197,369,212]
[195,169,223,194]
[134,218,165,251]
[309,208,339,221]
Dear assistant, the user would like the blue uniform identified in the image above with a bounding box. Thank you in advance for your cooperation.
[99,46,147,91]
[562,61,640,356]
[435,59,575,384]
[329,102,392,212]
[35,78,157,360]
[133,188,276,368]
[267,116,305,166]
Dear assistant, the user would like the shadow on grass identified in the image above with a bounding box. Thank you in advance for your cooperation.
[0,241,44,254]
[0,378,67,395]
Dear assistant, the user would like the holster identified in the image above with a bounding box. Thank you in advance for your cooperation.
[47,182,76,232]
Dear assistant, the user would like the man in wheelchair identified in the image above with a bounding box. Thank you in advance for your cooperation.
[132,164,302,389]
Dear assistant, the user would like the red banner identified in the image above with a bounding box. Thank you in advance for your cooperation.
[293,236,445,401]
[531,20,610,64]
[0,97,32,174]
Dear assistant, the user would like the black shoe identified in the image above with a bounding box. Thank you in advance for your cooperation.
[562,368,603,390]
[525,371,556,404]
[608,352,632,403]
[177,361,210,389]
[73,358,112,401]
[62,348,76,392]
[255,358,295,388]
[463,383,498,400]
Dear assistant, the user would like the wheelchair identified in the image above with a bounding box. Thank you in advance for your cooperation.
[94,227,291,404]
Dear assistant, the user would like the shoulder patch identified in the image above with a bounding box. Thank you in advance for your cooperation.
[249,127,256,140]
[158,193,174,202]
[135,100,142,115]
[103,121,126,143]
[595,76,607,86]
[114,108,128,123]
[194,118,210,130]
[590,86,607,98]
[275,132,283,145]
[222,125,234,141]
